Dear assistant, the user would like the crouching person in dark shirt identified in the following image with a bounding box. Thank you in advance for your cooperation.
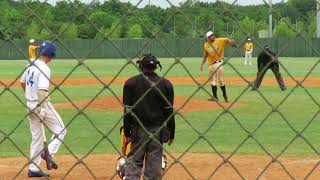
[123,54,175,180]
[253,45,286,91]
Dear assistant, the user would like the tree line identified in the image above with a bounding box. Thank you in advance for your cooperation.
[0,0,316,40]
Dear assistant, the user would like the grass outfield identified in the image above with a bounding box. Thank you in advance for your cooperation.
[0,57,320,157]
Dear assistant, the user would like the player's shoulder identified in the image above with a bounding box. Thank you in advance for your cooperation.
[34,60,50,72]
[124,75,139,86]
[161,77,173,87]
[216,37,229,41]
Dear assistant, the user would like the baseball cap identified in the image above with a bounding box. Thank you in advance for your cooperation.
[206,31,214,38]
[137,54,161,71]
[39,41,56,58]
[29,39,35,43]
[248,38,251,41]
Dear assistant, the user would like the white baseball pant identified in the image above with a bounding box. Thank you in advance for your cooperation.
[27,101,66,172]
[244,51,253,65]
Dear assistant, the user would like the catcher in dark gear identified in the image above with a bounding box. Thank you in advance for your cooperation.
[253,45,286,91]
[116,127,168,180]
[123,54,175,180]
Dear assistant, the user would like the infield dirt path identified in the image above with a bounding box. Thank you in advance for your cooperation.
[1,76,319,87]
[1,153,319,180]
[55,96,244,113]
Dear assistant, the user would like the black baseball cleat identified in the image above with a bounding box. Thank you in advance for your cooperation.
[223,96,229,103]
[208,98,218,102]
[28,170,50,177]
[281,87,287,91]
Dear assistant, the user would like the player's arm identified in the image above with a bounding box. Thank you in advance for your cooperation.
[228,39,238,48]
[200,50,208,71]
[20,70,27,92]
[123,79,135,141]
[165,81,175,145]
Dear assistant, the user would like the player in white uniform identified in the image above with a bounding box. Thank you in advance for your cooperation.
[21,41,66,177]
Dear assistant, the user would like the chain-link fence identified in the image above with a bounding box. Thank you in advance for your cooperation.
[1,0,320,179]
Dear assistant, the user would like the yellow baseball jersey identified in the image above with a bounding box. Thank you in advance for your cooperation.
[245,42,253,51]
[203,38,230,65]
[28,45,38,59]
[120,129,131,157]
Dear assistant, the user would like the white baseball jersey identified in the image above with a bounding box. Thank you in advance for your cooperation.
[21,59,51,101]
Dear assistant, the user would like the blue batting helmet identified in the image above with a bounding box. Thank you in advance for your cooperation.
[39,41,56,58]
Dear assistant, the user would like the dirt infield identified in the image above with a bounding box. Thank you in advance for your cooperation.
[1,76,320,88]
[1,153,319,180]
[55,96,244,113]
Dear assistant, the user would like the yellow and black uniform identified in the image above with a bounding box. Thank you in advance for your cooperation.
[203,38,230,65]
[28,45,38,61]
[203,38,231,102]
[244,42,253,51]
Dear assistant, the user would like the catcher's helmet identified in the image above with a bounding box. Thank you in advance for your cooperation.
[136,53,162,71]
[39,41,56,58]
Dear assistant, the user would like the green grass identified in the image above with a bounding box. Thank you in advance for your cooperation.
[0,57,319,158]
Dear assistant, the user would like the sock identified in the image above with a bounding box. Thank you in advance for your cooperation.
[221,85,227,97]
[211,86,217,99]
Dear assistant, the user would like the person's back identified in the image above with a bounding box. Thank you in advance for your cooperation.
[257,46,276,65]
[124,72,173,127]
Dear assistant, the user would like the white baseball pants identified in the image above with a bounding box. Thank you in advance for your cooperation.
[244,51,253,65]
[27,101,66,172]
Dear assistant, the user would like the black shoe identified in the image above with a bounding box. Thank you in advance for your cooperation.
[28,170,49,177]
[281,87,287,91]
[224,96,229,103]
[208,98,218,102]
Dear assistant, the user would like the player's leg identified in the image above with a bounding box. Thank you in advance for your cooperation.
[249,52,253,66]
[44,102,66,156]
[144,127,163,179]
[253,63,268,90]
[126,128,147,180]
[270,63,286,90]
[244,52,249,65]
[28,113,45,173]
[217,63,229,102]
[208,64,218,101]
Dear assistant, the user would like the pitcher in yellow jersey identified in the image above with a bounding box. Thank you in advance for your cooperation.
[28,39,39,62]
[200,31,238,102]
[244,38,254,65]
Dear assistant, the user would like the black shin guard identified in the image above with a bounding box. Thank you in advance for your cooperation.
[211,86,218,99]
[221,86,229,102]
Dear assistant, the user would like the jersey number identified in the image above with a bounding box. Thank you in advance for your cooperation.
[27,70,34,86]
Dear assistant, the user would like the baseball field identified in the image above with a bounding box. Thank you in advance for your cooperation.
[1,57,320,179]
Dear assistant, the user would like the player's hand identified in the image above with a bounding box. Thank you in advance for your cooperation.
[34,107,46,120]
[231,44,238,48]
[200,65,204,71]
[168,139,174,146]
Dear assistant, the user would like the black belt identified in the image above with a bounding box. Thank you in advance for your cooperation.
[213,60,223,64]
[27,100,38,102]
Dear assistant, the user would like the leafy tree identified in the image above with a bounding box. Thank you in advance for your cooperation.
[26,22,40,40]
[78,23,97,39]
[58,23,78,39]
[234,16,256,39]
[273,18,295,37]
[39,29,52,40]
[127,24,143,38]
[95,23,121,39]
[89,11,114,29]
